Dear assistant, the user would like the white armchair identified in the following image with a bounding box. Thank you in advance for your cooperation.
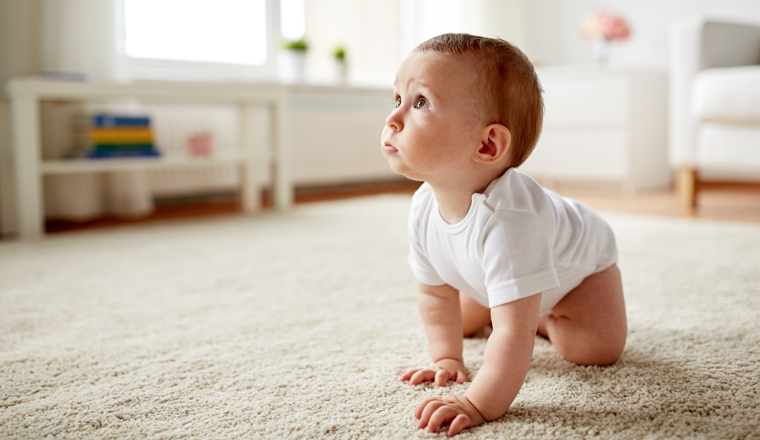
[670,17,760,206]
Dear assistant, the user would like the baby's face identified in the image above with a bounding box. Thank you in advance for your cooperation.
[381,51,485,184]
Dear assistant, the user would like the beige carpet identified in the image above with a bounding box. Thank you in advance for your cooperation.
[1,195,759,439]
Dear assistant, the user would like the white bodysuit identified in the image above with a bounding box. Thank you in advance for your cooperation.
[408,168,618,314]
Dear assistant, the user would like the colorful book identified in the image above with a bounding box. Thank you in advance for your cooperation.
[78,113,161,160]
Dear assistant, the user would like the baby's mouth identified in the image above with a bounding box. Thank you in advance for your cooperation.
[383,143,398,154]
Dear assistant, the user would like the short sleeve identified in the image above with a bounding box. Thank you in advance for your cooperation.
[481,210,560,308]
[407,187,445,286]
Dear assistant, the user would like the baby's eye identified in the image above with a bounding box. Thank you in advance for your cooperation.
[393,97,401,109]
[414,97,429,109]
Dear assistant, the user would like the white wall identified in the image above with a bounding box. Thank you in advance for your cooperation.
[302,0,400,85]
[527,0,760,68]
[0,0,43,235]
[360,0,760,72]
[398,0,529,60]
[301,0,530,86]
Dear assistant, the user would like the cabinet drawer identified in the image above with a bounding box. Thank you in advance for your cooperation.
[519,131,628,180]
[540,77,630,126]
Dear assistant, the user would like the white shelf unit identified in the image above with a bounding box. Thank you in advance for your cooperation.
[7,77,293,240]
[520,65,670,193]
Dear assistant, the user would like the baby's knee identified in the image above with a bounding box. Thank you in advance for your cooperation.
[460,293,491,337]
[565,335,626,366]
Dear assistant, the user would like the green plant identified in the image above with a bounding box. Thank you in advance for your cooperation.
[283,38,309,52]
[332,45,346,61]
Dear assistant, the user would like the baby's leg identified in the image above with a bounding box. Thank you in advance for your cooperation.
[537,264,627,366]
[460,292,491,337]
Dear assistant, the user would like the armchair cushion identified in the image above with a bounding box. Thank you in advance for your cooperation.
[692,65,760,122]
[698,123,760,171]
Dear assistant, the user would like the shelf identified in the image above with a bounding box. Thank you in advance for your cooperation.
[41,155,246,175]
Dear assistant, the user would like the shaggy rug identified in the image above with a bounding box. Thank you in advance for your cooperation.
[1,195,759,439]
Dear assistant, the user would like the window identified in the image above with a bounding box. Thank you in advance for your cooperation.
[124,0,304,81]
[125,0,269,65]
[280,0,305,41]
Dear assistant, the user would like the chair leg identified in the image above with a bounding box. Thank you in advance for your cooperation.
[677,167,698,207]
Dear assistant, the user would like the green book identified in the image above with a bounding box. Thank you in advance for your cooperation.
[92,144,156,153]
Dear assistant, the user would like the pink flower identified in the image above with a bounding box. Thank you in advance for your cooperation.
[581,11,631,42]
[187,131,214,157]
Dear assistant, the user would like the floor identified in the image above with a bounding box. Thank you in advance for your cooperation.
[41,179,760,234]
[562,181,760,224]
[42,180,422,234]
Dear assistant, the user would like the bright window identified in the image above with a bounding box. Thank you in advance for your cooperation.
[125,0,269,65]
[280,0,305,41]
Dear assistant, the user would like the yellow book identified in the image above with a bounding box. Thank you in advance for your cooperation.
[90,128,154,144]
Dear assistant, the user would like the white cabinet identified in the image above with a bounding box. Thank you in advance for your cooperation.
[519,66,670,192]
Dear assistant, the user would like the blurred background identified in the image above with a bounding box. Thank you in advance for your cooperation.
[2,0,760,238]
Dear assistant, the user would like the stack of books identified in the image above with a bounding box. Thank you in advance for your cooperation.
[84,114,161,159]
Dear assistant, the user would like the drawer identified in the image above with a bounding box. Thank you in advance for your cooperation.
[540,77,630,126]
[519,130,628,180]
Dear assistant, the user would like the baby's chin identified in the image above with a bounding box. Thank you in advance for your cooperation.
[390,164,424,182]
[385,158,410,178]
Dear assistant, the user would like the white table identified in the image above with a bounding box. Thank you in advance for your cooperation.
[519,65,670,193]
[6,77,297,240]
[6,77,395,240]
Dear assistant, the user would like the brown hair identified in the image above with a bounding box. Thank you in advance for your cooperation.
[415,33,543,167]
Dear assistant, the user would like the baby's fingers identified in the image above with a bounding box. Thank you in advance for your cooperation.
[426,405,461,434]
[435,370,451,387]
[454,369,468,384]
[398,369,420,382]
[447,414,472,437]
[414,396,442,421]
[409,369,436,386]
[418,398,445,429]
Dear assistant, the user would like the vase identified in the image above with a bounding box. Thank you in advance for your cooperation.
[278,51,307,83]
[334,59,348,84]
[594,40,612,65]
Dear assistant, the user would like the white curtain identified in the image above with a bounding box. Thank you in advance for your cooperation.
[42,0,153,220]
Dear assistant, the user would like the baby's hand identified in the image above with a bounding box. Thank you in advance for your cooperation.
[415,394,485,437]
[398,359,469,387]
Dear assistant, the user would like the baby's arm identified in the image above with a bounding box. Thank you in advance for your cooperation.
[398,282,469,387]
[464,293,540,418]
[415,293,541,436]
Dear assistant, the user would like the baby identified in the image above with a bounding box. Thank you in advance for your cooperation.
[381,34,627,436]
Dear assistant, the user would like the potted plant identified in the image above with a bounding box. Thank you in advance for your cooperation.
[284,38,309,52]
[332,45,347,84]
[280,38,309,83]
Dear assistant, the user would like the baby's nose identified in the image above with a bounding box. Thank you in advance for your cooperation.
[386,112,403,131]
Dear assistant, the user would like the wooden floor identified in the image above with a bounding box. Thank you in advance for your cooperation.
[42,179,760,234]
[43,180,422,234]
[562,181,760,224]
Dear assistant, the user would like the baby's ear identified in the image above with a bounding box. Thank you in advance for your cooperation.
[473,124,511,165]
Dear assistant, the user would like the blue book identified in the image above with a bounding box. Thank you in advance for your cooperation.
[92,114,151,128]
[86,149,161,159]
